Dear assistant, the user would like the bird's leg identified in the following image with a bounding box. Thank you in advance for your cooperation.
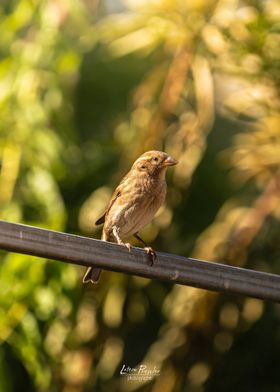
[133,233,149,247]
[112,226,131,251]
[134,233,156,266]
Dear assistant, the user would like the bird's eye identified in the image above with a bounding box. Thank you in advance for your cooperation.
[141,165,146,170]
[153,157,159,162]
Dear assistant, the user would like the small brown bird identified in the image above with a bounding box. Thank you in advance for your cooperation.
[83,150,178,283]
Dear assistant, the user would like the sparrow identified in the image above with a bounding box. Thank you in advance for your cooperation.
[82,150,178,283]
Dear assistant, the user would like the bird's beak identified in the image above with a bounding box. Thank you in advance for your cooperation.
[162,156,178,167]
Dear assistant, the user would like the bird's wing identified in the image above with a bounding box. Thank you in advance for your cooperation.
[95,173,129,225]
[95,190,120,225]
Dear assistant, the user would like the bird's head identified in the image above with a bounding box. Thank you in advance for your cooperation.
[132,150,178,178]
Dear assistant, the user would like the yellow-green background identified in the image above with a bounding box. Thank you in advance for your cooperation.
[0,0,280,391]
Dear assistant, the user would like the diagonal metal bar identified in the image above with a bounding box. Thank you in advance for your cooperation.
[0,220,279,301]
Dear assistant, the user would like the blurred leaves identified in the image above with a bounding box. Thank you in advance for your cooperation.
[0,0,90,390]
[1,0,280,391]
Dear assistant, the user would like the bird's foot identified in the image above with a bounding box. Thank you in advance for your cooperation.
[119,241,132,252]
[124,242,132,251]
[144,246,156,266]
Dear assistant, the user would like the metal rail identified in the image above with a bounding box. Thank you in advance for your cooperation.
[0,220,279,301]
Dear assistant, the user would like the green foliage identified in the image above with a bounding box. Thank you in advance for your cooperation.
[1,0,280,391]
[0,0,89,389]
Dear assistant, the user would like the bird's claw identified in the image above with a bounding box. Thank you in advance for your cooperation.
[119,241,132,252]
[144,246,156,266]
[124,242,132,252]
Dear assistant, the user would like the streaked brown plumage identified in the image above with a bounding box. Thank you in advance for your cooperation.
[83,150,177,283]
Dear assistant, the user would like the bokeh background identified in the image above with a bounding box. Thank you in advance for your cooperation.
[1,0,280,391]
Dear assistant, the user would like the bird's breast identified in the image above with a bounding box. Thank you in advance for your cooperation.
[105,176,166,239]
